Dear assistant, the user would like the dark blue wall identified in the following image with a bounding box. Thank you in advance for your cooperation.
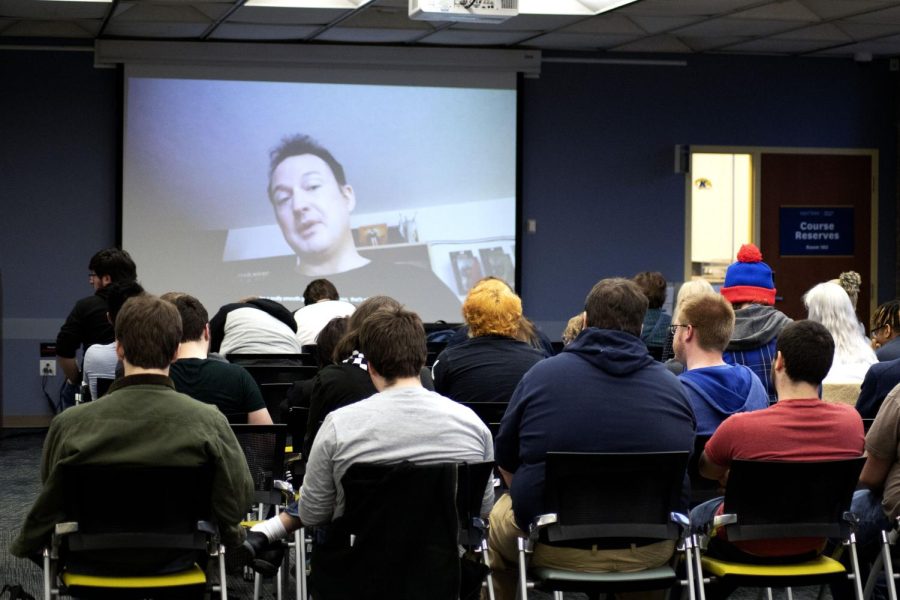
[520,54,897,330]
[1,48,896,421]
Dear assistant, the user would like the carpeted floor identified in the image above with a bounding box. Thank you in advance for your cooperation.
[0,428,832,600]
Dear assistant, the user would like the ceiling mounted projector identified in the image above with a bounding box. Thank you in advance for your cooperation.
[409,0,518,24]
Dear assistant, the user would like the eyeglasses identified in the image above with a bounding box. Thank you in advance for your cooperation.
[870,324,888,338]
[88,272,98,280]
[668,324,691,336]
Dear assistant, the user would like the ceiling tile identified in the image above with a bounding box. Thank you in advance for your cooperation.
[837,21,900,40]
[627,15,702,34]
[798,0,898,20]
[104,20,209,36]
[677,34,747,51]
[317,25,437,41]
[0,0,109,19]
[114,2,211,22]
[677,17,801,37]
[843,5,900,23]
[421,28,539,45]
[731,0,821,21]
[208,22,322,38]
[0,18,97,37]
[724,37,838,53]
[558,13,646,34]
[611,34,695,53]
[772,22,852,41]
[521,31,639,49]
[229,5,348,25]
[616,0,771,17]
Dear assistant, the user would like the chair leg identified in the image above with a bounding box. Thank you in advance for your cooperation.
[296,527,307,600]
[516,537,530,600]
[218,544,229,600]
[481,538,496,600]
[849,533,867,600]
[692,535,707,600]
[787,587,794,600]
[881,529,898,600]
[43,548,52,600]
[682,536,697,600]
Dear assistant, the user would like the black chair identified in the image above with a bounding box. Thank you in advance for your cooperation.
[459,401,507,437]
[688,435,719,507]
[45,463,226,600]
[227,353,307,365]
[230,424,291,600]
[244,365,319,387]
[456,461,497,599]
[309,461,470,600]
[516,451,696,600]
[259,382,293,423]
[696,457,866,600]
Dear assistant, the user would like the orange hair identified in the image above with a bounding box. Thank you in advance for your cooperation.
[463,279,522,338]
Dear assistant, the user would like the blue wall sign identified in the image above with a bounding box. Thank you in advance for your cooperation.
[779,207,854,256]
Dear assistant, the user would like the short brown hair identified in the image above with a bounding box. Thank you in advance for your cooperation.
[115,295,182,369]
[303,279,339,305]
[160,292,208,343]
[358,307,427,383]
[584,278,647,337]
[633,271,667,309]
[463,279,522,338]
[676,292,735,352]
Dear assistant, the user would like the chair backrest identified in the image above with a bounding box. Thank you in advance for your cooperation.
[59,463,214,575]
[542,451,689,544]
[459,401,507,437]
[243,364,319,386]
[259,382,292,423]
[95,377,114,398]
[722,457,865,540]
[688,435,719,506]
[230,424,288,504]
[311,461,461,600]
[456,461,494,548]
[286,406,309,450]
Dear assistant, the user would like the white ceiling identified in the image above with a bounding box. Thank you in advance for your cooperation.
[3,0,900,58]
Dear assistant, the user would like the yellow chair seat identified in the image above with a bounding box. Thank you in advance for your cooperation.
[62,563,206,588]
[701,554,846,578]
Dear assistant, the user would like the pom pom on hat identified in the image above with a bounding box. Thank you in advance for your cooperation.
[720,243,776,306]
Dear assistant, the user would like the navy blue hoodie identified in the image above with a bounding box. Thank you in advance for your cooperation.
[495,327,696,530]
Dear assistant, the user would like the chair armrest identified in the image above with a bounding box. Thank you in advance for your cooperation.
[842,511,859,532]
[528,513,558,536]
[669,512,690,536]
[54,522,79,536]
[711,513,737,530]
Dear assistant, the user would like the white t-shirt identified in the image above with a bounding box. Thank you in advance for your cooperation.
[293,300,356,347]
[81,341,118,400]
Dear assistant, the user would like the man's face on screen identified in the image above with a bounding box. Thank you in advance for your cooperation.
[270,154,356,261]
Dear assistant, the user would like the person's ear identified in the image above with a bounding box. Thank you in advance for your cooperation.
[115,342,124,362]
[773,350,785,372]
[100,275,112,288]
[341,184,356,213]
[581,311,587,330]
[203,323,211,342]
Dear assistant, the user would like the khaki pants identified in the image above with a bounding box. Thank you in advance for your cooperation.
[487,494,675,600]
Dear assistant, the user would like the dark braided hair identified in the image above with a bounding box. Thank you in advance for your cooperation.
[872,300,900,332]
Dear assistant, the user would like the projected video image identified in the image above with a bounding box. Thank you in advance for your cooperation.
[123,74,517,322]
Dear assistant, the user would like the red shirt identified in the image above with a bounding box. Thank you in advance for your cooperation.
[705,399,864,556]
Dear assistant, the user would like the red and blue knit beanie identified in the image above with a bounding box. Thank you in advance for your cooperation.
[720,244,776,306]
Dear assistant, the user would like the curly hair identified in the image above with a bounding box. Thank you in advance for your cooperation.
[463,279,522,338]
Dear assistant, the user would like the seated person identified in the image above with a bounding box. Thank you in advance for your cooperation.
[804,281,877,383]
[81,279,145,400]
[285,315,349,415]
[634,271,671,361]
[855,357,900,418]
[209,297,302,357]
[10,295,254,565]
[302,295,434,459]
[871,300,900,362]
[432,278,544,405]
[293,278,355,347]
[240,305,493,577]
[692,320,864,561]
[674,292,767,435]
[163,292,273,425]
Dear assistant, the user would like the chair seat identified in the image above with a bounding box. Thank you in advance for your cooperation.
[62,563,207,588]
[701,554,846,578]
[533,565,677,583]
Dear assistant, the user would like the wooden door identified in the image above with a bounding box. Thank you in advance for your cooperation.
[759,153,873,325]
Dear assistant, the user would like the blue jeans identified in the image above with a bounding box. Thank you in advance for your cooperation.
[690,497,724,536]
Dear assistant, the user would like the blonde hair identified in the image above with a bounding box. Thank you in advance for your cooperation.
[562,313,584,345]
[676,293,735,352]
[463,279,523,338]
[675,279,715,312]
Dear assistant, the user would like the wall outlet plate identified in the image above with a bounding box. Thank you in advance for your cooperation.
[40,359,56,377]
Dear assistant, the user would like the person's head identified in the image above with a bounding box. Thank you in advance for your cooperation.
[774,320,834,388]
[88,248,137,290]
[834,271,862,309]
[561,313,585,345]
[358,306,427,385]
[303,278,340,306]
[720,243,776,307]
[332,295,402,362]
[115,295,182,370]
[870,300,900,348]
[673,292,735,362]
[583,278,647,337]
[105,280,146,328]
[160,292,208,343]
[675,279,715,311]
[314,316,349,367]
[463,278,522,338]
[804,281,872,365]
[267,135,356,262]
[633,272,667,310]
